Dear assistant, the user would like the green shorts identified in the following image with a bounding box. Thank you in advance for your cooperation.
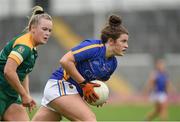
[0,90,21,117]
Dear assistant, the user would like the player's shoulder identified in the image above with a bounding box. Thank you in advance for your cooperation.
[72,39,104,52]
[71,39,105,59]
[13,32,34,50]
[79,39,104,50]
[82,39,103,45]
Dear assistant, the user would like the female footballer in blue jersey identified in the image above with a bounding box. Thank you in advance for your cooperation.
[144,59,173,121]
[0,6,52,121]
[32,15,129,121]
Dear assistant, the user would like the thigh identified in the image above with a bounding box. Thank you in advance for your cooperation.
[32,106,62,121]
[49,94,96,121]
[0,90,28,121]
[3,103,29,121]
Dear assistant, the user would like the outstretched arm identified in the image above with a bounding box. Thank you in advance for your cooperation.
[166,80,177,95]
[144,72,155,95]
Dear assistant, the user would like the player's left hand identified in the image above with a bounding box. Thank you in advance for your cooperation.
[28,99,36,113]
[21,94,36,113]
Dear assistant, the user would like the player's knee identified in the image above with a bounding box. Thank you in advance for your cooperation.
[32,111,50,121]
[3,104,29,121]
[3,114,13,121]
[3,113,28,121]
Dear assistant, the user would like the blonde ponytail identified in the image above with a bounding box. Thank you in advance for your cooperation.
[32,6,44,15]
[24,6,52,32]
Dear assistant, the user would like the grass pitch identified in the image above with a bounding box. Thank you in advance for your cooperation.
[29,104,180,121]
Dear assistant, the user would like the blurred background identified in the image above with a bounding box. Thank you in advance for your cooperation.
[0,0,180,120]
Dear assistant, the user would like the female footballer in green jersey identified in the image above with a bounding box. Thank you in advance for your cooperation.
[0,6,53,121]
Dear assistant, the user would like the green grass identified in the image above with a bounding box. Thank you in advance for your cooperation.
[91,104,180,121]
[29,104,180,121]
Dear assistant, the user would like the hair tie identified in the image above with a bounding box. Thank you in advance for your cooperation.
[35,10,44,15]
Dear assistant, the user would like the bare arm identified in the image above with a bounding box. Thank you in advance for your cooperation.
[22,75,30,95]
[166,80,177,94]
[4,58,36,109]
[60,51,85,83]
[4,58,27,97]
[144,72,155,94]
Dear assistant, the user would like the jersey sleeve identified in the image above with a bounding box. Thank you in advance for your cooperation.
[71,40,104,62]
[8,44,31,65]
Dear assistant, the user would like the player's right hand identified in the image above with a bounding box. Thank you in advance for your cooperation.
[79,81,100,103]
[21,94,36,112]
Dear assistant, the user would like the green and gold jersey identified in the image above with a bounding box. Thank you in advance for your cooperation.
[0,32,38,97]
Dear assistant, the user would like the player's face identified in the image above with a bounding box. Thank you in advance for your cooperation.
[33,18,53,45]
[113,34,128,56]
[156,59,165,71]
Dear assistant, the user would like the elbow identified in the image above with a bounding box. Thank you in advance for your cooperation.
[59,57,67,68]
[4,64,15,78]
[4,67,11,78]
[60,52,75,68]
[59,58,63,65]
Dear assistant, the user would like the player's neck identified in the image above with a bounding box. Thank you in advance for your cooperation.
[105,45,113,59]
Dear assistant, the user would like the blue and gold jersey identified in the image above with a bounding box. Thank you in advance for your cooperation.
[154,71,169,93]
[50,39,117,94]
[71,39,117,81]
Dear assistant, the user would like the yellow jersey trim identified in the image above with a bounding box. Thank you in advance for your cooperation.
[72,44,104,55]
[10,51,23,62]
[8,54,22,65]
[13,33,34,50]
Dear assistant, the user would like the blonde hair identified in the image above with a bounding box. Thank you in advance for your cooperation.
[24,6,52,31]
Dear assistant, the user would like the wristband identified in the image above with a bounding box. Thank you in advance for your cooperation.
[79,80,88,87]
